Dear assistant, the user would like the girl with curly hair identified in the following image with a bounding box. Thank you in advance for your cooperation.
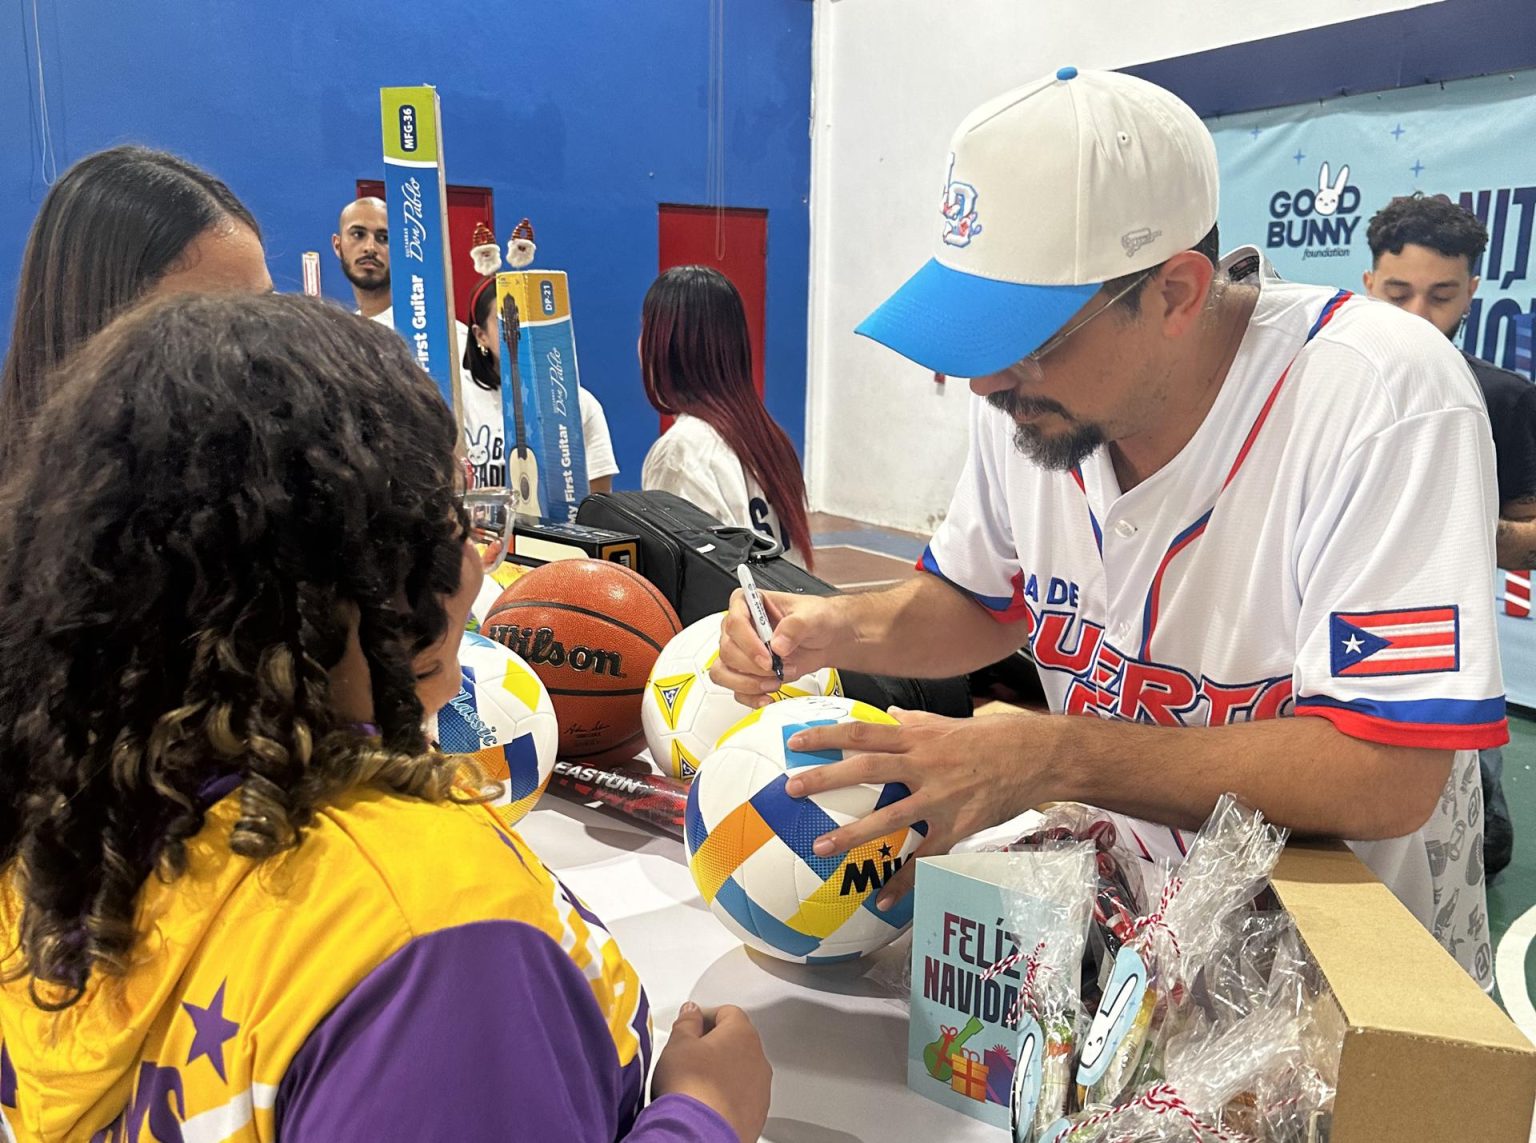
[0,294,769,1142]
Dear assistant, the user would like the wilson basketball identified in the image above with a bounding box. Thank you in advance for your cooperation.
[483,559,682,762]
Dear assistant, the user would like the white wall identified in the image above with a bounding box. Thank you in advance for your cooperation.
[805,0,1445,533]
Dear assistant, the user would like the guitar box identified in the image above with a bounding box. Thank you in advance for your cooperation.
[495,270,589,523]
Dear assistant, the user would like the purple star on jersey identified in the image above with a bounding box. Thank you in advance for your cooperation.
[183,981,240,1083]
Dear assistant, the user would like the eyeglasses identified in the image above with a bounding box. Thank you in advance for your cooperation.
[460,461,514,572]
[1026,271,1153,363]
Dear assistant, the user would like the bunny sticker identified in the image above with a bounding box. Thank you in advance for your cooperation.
[466,423,492,466]
[1074,946,1147,1085]
[1315,162,1351,217]
[1265,161,1360,248]
[1008,1018,1043,1143]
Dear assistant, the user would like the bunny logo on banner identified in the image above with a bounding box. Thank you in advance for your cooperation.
[1314,161,1351,216]
[1265,158,1362,261]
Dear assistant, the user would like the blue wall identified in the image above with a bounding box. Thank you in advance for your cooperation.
[1,0,813,485]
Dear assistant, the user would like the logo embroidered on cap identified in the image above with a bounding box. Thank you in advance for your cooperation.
[940,155,983,248]
[1121,227,1162,257]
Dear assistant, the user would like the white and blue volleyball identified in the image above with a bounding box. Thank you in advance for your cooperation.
[684,695,925,963]
[436,631,558,827]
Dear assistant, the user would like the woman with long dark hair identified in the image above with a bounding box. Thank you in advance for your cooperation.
[639,266,813,567]
[0,145,269,473]
[0,294,769,1142]
[465,274,621,493]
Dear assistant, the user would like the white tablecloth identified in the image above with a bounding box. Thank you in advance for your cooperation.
[518,795,1004,1143]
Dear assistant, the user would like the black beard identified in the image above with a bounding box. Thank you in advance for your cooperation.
[343,261,390,292]
[987,389,1104,470]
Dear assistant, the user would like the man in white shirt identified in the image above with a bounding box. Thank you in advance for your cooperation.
[712,67,1504,986]
[332,195,472,351]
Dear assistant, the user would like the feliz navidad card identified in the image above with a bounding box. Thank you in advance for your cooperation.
[906,848,1093,1130]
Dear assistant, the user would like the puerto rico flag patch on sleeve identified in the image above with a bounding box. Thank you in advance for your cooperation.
[1329,606,1460,677]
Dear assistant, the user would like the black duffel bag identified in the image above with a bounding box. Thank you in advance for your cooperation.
[575,490,972,719]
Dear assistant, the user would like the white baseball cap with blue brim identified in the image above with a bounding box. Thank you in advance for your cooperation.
[855,67,1220,379]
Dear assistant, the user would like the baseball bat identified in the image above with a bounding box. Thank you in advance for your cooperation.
[545,760,688,839]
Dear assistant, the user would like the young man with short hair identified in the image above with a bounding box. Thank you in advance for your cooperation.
[1363,191,1535,877]
[332,196,392,320]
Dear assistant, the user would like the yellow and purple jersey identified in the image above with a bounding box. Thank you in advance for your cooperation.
[0,787,730,1141]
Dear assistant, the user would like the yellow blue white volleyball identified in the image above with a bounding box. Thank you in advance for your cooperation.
[643,611,842,780]
[437,631,558,827]
[684,695,924,963]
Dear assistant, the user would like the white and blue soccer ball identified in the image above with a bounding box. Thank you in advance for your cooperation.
[684,695,923,964]
[436,631,558,827]
[643,611,842,780]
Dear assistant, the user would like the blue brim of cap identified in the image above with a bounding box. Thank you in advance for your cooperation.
[854,258,1101,378]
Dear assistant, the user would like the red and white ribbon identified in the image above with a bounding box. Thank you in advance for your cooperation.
[1057,1081,1255,1142]
[1504,570,1531,618]
[1127,876,1185,959]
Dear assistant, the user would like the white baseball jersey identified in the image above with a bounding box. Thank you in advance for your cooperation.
[643,413,803,566]
[923,248,1506,987]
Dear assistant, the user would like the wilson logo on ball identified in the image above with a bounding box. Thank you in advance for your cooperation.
[487,624,627,677]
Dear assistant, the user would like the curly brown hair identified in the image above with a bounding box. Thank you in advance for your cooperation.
[1365,192,1488,269]
[0,293,470,1008]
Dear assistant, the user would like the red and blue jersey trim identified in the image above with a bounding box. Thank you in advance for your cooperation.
[1139,508,1213,659]
[1069,466,1103,555]
[1138,288,1352,660]
[916,546,1033,623]
[1295,693,1507,750]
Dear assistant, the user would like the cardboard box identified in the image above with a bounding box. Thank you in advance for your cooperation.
[380,86,460,417]
[495,271,589,524]
[1271,841,1536,1141]
[510,516,639,568]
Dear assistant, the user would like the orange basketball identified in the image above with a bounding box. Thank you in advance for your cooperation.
[483,559,681,763]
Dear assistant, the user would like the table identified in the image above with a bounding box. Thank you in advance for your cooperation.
[518,794,1005,1143]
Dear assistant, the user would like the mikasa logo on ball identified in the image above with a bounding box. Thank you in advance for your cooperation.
[488,623,626,677]
[840,847,907,896]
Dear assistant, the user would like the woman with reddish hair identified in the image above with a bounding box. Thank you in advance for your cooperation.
[639,266,814,568]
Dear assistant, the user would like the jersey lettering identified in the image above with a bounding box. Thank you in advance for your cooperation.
[748,497,789,553]
[1019,599,1289,727]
